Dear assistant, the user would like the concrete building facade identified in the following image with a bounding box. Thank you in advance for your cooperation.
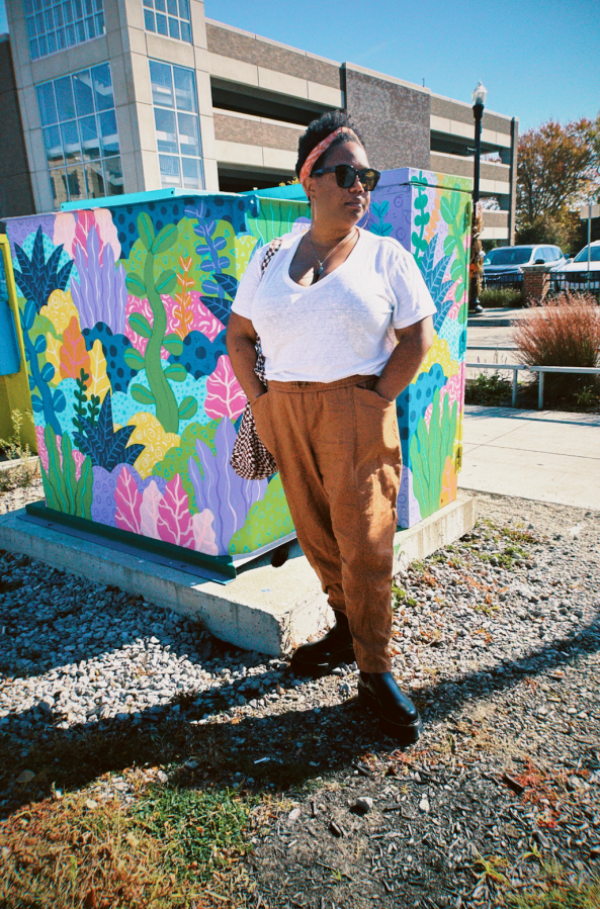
[2,0,517,241]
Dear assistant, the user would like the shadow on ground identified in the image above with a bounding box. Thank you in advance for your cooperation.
[1,608,598,818]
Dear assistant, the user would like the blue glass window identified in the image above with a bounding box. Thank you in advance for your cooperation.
[150,60,203,190]
[36,63,122,207]
[143,0,192,43]
[24,0,106,60]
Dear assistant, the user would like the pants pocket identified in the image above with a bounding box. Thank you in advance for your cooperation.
[354,386,400,462]
[251,392,274,451]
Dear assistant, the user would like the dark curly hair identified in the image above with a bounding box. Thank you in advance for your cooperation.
[295,110,365,178]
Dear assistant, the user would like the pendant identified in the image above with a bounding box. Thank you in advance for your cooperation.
[316,264,324,276]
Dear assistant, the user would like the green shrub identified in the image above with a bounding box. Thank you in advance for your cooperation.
[479,287,525,308]
[0,410,38,494]
[465,373,513,405]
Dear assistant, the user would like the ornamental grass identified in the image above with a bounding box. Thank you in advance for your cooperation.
[512,293,600,401]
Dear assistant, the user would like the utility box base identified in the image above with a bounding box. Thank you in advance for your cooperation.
[0,495,475,656]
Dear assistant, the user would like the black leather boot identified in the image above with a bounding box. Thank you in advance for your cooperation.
[357,672,422,745]
[290,611,355,676]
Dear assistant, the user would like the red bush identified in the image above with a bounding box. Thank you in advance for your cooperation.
[512,293,600,399]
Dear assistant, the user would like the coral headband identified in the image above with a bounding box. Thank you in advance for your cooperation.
[299,126,357,191]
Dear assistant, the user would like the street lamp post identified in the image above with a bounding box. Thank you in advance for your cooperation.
[469,80,487,313]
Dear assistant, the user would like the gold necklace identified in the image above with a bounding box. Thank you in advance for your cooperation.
[308,228,357,280]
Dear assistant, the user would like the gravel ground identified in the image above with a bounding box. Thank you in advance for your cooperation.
[1,488,599,907]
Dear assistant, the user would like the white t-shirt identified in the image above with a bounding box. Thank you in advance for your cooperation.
[231,228,436,383]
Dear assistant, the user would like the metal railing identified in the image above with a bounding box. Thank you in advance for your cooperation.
[465,362,600,409]
[482,270,600,297]
[548,270,600,295]
[482,272,523,291]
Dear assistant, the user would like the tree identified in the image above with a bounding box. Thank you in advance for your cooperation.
[516,116,599,253]
[517,120,594,223]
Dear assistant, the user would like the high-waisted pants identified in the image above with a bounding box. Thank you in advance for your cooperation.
[251,373,401,674]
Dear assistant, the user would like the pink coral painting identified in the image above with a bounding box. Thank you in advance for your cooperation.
[204,355,246,420]
[156,475,196,549]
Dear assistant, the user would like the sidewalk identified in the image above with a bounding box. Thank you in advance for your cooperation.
[460,404,600,510]
[467,306,527,328]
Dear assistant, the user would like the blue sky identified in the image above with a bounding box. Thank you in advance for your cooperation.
[1,0,598,132]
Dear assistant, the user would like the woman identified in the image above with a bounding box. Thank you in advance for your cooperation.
[226,111,435,744]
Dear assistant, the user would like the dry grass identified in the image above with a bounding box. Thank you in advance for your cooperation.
[0,784,257,909]
[512,293,600,400]
[507,862,600,909]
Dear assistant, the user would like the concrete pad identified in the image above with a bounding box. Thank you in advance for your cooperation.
[0,496,475,657]
[460,405,600,510]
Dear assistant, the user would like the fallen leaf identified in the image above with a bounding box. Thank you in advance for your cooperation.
[17,770,35,784]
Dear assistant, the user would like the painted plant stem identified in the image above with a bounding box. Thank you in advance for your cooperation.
[125,213,194,433]
[143,248,180,432]
[22,328,62,435]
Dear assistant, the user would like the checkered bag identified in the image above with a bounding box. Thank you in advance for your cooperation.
[230,238,282,480]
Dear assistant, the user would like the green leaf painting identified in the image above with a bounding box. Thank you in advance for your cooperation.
[151,223,179,256]
[126,274,147,298]
[128,312,152,339]
[40,425,93,519]
[410,174,430,266]
[409,388,458,520]
[131,383,156,405]
[439,185,470,303]
[138,212,155,251]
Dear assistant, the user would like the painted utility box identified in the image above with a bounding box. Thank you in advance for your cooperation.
[4,172,469,573]
[366,168,471,527]
[4,191,309,572]
[0,236,37,452]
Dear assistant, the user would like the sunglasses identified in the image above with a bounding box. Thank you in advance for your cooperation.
[310,164,381,192]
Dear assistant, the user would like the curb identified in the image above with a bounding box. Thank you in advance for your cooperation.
[467,317,514,328]
[0,496,476,656]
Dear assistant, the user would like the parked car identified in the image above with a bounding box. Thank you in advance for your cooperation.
[483,244,568,288]
[550,241,600,291]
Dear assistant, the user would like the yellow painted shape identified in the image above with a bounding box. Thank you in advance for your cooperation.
[127,412,180,479]
[230,234,259,280]
[418,335,460,379]
[440,455,458,508]
[425,188,442,243]
[88,339,110,402]
[40,289,79,335]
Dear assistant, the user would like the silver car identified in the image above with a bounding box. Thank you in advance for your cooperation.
[483,244,568,288]
[550,241,600,291]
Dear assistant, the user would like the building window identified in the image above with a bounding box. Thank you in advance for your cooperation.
[36,63,123,208]
[150,60,203,190]
[24,0,106,61]
[143,0,192,42]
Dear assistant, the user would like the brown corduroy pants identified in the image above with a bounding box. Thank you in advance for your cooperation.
[252,373,401,673]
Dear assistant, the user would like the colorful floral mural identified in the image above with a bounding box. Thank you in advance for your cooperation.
[368,168,471,526]
[6,173,469,561]
[6,195,307,559]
